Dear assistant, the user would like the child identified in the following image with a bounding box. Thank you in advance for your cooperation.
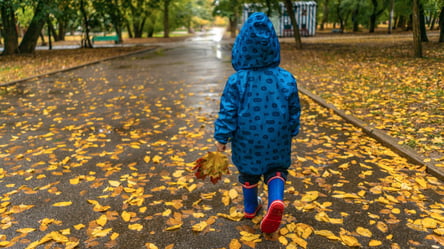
[214,12,301,234]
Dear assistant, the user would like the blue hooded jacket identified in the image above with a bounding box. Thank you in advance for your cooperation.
[214,12,301,176]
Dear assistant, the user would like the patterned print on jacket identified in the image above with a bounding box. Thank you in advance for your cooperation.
[214,12,301,176]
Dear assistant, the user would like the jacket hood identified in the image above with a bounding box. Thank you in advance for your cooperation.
[232,12,280,71]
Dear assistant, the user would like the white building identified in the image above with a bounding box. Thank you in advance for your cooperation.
[242,1,317,37]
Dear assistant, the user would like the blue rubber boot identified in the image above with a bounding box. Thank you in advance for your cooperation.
[260,175,285,233]
[242,183,262,219]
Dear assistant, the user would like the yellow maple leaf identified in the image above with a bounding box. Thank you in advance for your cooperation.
[128,223,143,231]
[52,201,72,207]
[69,177,80,185]
[121,211,132,222]
[0,241,10,247]
[145,243,159,249]
[240,231,261,242]
[293,236,308,249]
[314,230,340,241]
[376,221,388,233]
[110,232,119,240]
[301,191,319,202]
[295,223,313,239]
[108,180,121,187]
[97,215,107,226]
[229,189,239,200]
[73,224,85,230]
[433,228,444,236]
[369,240,382,246]
[422,217,438,229]
[278,236,288,245]
[340,234,361,247]
[356,227,372,237]
[165,224,183,231]
[229,239,242,249]
[92,227,112,238]
[16,228,36,234]
[192,221,208,232]
[152,155,162,163]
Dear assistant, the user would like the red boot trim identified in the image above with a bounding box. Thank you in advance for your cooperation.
[260,200,284,233]
[266,175,285,185]
[242,183,258,189]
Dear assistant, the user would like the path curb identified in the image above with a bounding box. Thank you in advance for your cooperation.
[299,86,444,180]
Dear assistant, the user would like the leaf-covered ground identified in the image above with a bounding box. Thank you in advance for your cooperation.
[0,33,443,249]
[0,47,144,84]
[281,33,444,166]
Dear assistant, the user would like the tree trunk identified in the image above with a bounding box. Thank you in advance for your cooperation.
[419,3,428,42]
[1,1,19,55]
[320,0,329,30]
[352,0,361,32]
[284,0,302,49]
[163,0,170,38]
[369,0,378,32]
[439,7,444,42]
[48,20,59,41]
[429,11,437,30]
[57,19,66,41]
[388,0,394,33]
[126,22,133,38]
[229,17,237,38]
[412,0,422,57]
[337,0,345,31]
[19,0,49,53]
[111,0,123,43]
[48,20,52,50]
[80,0,93,48]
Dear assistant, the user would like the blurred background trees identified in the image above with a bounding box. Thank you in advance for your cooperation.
[0,0,443,55]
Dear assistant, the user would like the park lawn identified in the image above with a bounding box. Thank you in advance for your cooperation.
[281,34,443,164]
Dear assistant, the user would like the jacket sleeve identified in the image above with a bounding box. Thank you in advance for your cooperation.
[214,75,239,144]
[289,78,301,136]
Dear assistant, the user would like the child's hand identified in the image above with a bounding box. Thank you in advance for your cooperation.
[216,141,226,152]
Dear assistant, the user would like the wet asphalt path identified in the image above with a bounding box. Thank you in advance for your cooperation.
[0,31,443,249]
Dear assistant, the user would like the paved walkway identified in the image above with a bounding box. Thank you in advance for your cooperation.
[0,33,443,248]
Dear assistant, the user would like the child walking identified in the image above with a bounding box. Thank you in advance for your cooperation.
[214,12,301,234]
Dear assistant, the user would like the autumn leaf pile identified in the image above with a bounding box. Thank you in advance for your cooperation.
[281,34,443,167]
[0,34,443,248]
[193,151,230,184]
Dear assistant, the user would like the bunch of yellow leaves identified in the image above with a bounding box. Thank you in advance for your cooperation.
[193,152,229,184]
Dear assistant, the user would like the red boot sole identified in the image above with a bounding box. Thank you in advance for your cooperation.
[260,200,284,233]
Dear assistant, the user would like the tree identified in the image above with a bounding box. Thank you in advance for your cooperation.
[19,0,52,53]
[283,0,302,48]
[79,0,93,48]
[163,0,170,38]
[320,0,330,30]
[213,0,242,38]
[93,0,125,43]
[369,0,389,32]
[52,0,78,41]
[439,6,444,42]
[412,0,422,57]
[419,2,428,42]
[122,0,159,38]
[0,0,19,55]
